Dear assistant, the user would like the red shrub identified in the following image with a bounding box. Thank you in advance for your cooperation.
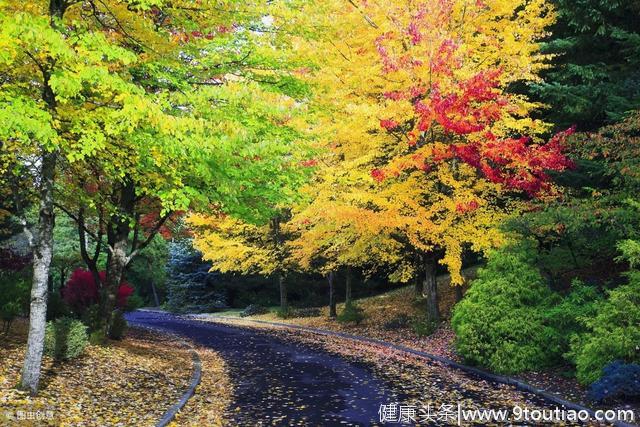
[61,268,134,314]
[117,283,134,308]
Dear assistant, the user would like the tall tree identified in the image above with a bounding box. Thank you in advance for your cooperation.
[0,0,314,393]
[291,0,573,321]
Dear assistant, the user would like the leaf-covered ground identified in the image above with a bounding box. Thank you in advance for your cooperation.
[0,319,230,426]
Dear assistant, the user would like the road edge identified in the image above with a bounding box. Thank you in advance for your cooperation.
[129,324,203,427]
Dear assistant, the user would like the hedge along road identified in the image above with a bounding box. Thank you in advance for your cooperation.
[126,310,591,427]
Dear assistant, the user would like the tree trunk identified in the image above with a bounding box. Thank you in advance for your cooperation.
[328,271,336,318]
[103,220,130,336]
[278,272,287,312]
[422,253,440,322]
[345,266,353,306]
[414,274,421,297]
[103,181,135,336]
[150,280,160,307]
[21,0,68,394]
[455,285,464,303]
[21,151,56,395]
[59,267,66,290]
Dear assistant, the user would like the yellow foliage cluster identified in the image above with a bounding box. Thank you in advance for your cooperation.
[191,0,556,286]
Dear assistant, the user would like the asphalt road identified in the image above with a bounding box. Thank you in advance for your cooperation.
[126,310,403,426]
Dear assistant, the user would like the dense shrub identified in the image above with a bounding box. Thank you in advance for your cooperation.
[61,269,134,314]
[89,330,108,346]
[240,304,268,317]
[275,306,293,319]
[44,317,88,361]
[570,273,640,385]
[337,303,365,324]
[108,310,128,340]
[452,251,560,374]
[0,248,31,271]
[410,317,438,337]
[545,280,602,361]
[1,301,20,333]
[0,273,29,332]
[124,293,145,312]
[588,361,640,403]
[47,292,70,321]
[81,304,103,332]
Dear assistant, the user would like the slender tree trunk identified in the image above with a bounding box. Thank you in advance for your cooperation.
[345,266,353,306]
[150,280,160,307]
[21,151,56,395]
[328,271,336,318]
[278,272,287,312]
[59,267,66,289]
[422,253,440,322]
[21,0,69,394]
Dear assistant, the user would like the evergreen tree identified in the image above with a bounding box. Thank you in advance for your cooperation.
[165,239,226,313]
[531,0,640,130]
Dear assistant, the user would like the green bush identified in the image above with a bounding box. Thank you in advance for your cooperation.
[274,306,293,319]
[108,310,128,340]
[337,303,365,325]
[125,293,145,312]
[1,301,21,333]
[81,304,103,332]
[569,273,640,385]
[451,251,560,374]
[89,330,108,346]
[0,274,29,332]
[545,280,602,363]
[410,317,438,337]
[44,317,88,361]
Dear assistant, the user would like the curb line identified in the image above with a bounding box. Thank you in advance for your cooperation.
[198,315,637,427]
[129,324,203,427]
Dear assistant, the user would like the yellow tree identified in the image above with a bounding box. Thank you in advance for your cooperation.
[291,0,572,321]
[189,212,296,312]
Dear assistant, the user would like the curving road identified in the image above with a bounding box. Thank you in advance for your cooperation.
[126,311,404,426]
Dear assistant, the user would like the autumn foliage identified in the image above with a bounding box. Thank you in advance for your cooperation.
[61,269,134,314]
[373,0,573,196]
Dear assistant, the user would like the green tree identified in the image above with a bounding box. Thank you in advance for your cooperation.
[531,0,640,130]
[0,0,313,393]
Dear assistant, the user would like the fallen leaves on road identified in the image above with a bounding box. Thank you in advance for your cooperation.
[203,318,607,426]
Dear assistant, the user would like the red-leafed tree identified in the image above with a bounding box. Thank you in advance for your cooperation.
[61,268,133,315]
